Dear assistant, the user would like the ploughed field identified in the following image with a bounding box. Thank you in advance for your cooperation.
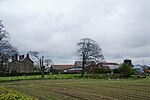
[1,79,150,100]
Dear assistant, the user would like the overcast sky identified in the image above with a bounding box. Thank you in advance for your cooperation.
[0,0,150,65]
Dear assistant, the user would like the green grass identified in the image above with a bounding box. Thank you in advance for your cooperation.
[0,74,81,82]
[1,79,150,100]
[0,73,150,83]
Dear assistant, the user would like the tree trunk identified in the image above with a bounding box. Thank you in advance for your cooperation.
[41,56,45,79]
[81,53,85,77]
[41,66,45,79]
[40,56,45,79]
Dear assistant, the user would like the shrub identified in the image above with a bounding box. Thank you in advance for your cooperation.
[84,74,109,79]
[119,63,134,77]
[0,72,50,77]
[113,68,120,74]
[94,68,111,74]
[0,86,37,100]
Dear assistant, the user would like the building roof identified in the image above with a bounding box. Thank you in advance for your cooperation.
[19,57,34,63]
[51,65,74,69]
[19,58,26,62]
[9,54,34,64]
[142,65,150,69]
[99,62,119,66]
[68,68,82,71]
[133,65,143,69]
[74,61,96,67]
[97,62,119,69]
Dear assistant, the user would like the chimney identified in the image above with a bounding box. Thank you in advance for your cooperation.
[15,54,18,60]
[26,54,29,58]
[19,55,22,60]
[22,55,24,59]
[12,56,15,61]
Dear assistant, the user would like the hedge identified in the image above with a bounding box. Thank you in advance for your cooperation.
[0,72,49,77]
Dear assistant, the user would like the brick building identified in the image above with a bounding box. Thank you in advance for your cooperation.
[8,54,34,73]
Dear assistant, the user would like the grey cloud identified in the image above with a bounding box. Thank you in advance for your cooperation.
[0,0,150,65]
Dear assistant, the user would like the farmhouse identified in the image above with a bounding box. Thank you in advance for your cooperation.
[97,62,119,70]
[50,61,96,73]
[67,67,82,73]
[133,65,144,74]
[50,65,74,73]
[74,61,96,67]
[74,61,96,73]
[8,54,34,73]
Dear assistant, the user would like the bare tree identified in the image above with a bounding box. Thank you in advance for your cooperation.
[44,59,53,66]
[28,51,52,79]
[0,20,8,41]
[0,20,17,72]
[44,59,53,72]
[77,38,104,77]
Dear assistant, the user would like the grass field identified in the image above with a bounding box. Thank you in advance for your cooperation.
[1,74,149,82]
[1,79,150,100]
[0,74,81,82]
